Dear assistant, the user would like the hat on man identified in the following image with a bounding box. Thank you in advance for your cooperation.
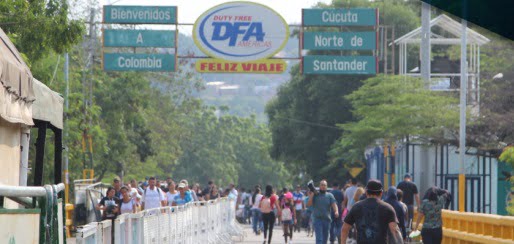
[366,179,383,193]
[178,183,186,189]
[404,173,412,179]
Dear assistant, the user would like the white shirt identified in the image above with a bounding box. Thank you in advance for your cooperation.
[120,198,135,214]
[166,192,179,206]
[252,194,263,209]
[142,187,164,210]
[345,186,358,210]
[130,188,141,200]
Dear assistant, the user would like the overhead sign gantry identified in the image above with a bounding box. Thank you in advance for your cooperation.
[102,5,178,72]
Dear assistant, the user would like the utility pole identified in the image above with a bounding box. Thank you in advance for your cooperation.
[421,2,431,82]
[82,8,95,181]
[458,18,468,213]
[64,52,69,203]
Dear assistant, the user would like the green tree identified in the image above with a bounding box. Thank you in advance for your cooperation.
[0,0,84,63]
[266,0,420,182]
[331,75,459,161]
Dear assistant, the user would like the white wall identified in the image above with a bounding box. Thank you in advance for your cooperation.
[0,117,21,208]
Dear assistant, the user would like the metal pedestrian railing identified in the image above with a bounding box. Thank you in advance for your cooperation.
[76,197,245,244]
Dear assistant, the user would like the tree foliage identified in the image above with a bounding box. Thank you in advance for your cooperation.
[266,0,420,183]
[331,75,459,161]
[0,0,84,63]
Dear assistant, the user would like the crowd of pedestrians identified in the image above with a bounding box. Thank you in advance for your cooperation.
[238,177,450,244]
[95,174,451,244]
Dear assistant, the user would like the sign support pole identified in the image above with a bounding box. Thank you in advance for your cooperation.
[459,18,468,213]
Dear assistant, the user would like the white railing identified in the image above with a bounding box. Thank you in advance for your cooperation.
[76,197,244,244]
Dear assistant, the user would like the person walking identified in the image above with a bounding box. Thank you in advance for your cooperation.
[329,182,344,244]
[207,185,220,200]
[142,177,166,210]
[251,187,264,235]
[166,180,179,206]
[260,185,281,244]
[384,187,407,240]
[396,189,409,231]
[342,179,358,212]
[173,182,192,206]
[281,198,296,244]
[113,178,122,199]
[397,174,420,228]
[119,186,137,214]
[413,187,450,244]
[341,179,403,244]
[303,189,314,237]
[292,185,305,233]
[97,186,120,220]
[307,180,339,244]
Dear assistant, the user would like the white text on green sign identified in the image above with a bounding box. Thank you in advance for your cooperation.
[303,55,376,74]
[303,32,376,50]
[103,6,177,24]
[302,8,377,26]
[103,30,175,48]
[103,53,175,72]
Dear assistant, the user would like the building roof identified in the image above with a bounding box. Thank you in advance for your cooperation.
[394,14,490,46]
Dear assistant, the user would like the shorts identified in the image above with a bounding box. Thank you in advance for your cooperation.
[282,220,293,225]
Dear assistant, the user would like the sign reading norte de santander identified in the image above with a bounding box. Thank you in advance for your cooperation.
[103,6,177,24]
[193,2,289,73]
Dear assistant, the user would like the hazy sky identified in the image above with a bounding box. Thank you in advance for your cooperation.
[101,0,332,24]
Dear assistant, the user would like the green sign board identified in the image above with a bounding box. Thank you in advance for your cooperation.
[302,8,377,26]
[303,32,376,50]
[103,53,175,71]
[103,6,177,24]
[103,29,176,47]
[303,55,376,74]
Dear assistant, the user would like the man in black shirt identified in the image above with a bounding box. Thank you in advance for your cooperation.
[396,174,420,228]
[341,179,403,244]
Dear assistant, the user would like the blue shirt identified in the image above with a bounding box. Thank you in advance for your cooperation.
[174,193,192,206]
[312,192,336,221]
[330,189,344,218]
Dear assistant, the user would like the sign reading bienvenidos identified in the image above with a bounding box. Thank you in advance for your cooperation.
[301,8,378,75]
[193,2,289,73]
[103,6,177,24]
[102,5,177,72]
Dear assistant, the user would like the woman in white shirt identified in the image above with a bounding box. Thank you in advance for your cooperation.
[166,180,179,206]
[251,187,264,235]
[119,186,136,214]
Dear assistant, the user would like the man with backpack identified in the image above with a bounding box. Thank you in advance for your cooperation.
[142,177,165,210]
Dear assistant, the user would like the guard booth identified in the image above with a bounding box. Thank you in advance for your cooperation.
[0,26,66,243]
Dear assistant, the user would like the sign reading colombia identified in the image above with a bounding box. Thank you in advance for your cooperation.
[193,2,289,73]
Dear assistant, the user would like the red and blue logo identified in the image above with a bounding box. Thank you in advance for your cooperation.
[193,2,289,62]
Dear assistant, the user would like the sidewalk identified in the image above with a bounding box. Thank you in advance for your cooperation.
[233,224,316,244]
[233,223,359,244]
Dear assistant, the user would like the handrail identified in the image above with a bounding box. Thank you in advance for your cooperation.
[0,183,65,197]
[414,209,514,243]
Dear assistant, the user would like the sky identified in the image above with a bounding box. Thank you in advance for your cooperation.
[101,0,332,24]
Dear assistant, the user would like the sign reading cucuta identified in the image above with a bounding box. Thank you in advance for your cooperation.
[193,1,289,73]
